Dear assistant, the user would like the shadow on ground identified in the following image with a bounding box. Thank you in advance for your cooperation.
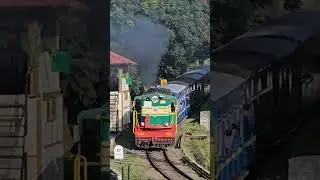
[114,127,138,150]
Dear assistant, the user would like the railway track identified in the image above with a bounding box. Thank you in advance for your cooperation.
[146,134,210,180]
[146,149,194,180]
[178,134,210,180]
[181,155,210,179]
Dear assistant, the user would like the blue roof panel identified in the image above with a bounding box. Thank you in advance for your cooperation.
[183,69,208,75]
[180,73,205,81]
[160,83,187,94]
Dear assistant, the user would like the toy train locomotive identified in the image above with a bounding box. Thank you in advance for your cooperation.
[132,66,210,148]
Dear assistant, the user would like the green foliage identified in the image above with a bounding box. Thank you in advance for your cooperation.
[110,0,140,38]
[182,122,210,170]
[155,0,209,78]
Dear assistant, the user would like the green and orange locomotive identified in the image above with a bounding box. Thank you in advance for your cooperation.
[132,88,178,148]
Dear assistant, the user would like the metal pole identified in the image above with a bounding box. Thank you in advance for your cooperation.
[128,165,130,180]
[121,165,124,179]
[211,101,216,180]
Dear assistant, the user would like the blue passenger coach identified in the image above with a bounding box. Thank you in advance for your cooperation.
[160,66,210,125]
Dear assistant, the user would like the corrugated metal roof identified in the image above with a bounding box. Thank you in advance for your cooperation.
[160,83,187,94]
[171,77,196,85]
[167,80,190,86]
[169,66,210,86]
[110,51,137,65]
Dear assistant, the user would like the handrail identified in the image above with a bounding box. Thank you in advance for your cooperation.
[132,110,137,133]
[72,154,88,180]
[132,111,178,129]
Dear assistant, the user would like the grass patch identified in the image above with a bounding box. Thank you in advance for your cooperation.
[181,121,210,171]
[110,153,148,180]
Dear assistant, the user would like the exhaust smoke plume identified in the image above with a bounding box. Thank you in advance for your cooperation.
[111,19,170,86]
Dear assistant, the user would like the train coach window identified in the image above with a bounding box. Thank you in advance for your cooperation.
[261,72,268,90]
[242,104,250,111]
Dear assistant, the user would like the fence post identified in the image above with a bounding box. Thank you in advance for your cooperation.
[121,165,125,179]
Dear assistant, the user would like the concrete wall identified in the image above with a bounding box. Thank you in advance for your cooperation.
[200,111,210,130]
[41,95,64,180]
[110,77,131,133]
[34,48,64,180]
[289,156,320,180]
[38,52,60,93]
[0,94,64,180]
[118,77,131,130]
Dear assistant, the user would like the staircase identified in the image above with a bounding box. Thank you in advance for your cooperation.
[110,91,119,133]
[0,68,29,180]
[0,95,27,180]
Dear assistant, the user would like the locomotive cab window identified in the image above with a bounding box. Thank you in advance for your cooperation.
[171,102,175,112]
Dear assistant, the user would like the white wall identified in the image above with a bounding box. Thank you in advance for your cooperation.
[41,95,64,180]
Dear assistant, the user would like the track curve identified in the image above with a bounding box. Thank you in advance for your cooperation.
[146,149,194,180]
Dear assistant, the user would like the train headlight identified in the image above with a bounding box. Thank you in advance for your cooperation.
[164,122,169,126]
[140,122,145,126]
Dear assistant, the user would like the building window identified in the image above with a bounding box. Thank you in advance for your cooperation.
[47,100,56,122]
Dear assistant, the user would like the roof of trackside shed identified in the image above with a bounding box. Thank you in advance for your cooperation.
[110,51,137,65]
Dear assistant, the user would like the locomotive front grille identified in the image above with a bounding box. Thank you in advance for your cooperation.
[135,137,174,148]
